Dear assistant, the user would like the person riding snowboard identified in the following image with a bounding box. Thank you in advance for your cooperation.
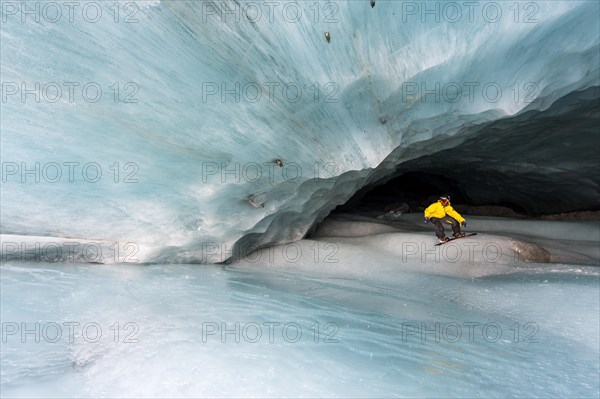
[424,195,467,242]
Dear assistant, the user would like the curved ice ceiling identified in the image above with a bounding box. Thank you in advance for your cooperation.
[1,1,598,263]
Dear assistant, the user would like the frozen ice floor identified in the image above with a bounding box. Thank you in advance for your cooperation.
[1,216,599,397]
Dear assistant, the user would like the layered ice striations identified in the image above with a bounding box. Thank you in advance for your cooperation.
[1,1,599,262]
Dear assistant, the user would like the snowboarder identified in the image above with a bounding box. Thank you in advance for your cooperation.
[424,195,467,243]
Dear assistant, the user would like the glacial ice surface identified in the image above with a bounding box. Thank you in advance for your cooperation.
[1,216,599,397]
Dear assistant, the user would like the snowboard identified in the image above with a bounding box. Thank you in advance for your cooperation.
[435,232,477,246]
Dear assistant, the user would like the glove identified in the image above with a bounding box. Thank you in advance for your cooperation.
[424,218,430,224]
[461,221,467,228]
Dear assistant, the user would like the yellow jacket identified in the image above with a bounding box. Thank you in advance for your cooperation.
[424,201,465,223]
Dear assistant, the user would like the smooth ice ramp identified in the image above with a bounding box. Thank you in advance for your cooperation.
[314,214,600,263]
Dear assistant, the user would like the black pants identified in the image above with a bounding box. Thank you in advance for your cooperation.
[430,217,461,239]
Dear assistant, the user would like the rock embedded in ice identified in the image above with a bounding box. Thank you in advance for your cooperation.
[511,241,551,263]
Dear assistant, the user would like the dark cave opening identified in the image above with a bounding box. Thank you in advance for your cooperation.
[335,171,468,213]
[332,87,600,219]
[334,170,530,218]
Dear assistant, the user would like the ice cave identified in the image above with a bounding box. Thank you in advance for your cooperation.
[1,1,599,397]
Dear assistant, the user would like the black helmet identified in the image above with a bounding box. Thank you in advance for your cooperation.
[439,194,451,201]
